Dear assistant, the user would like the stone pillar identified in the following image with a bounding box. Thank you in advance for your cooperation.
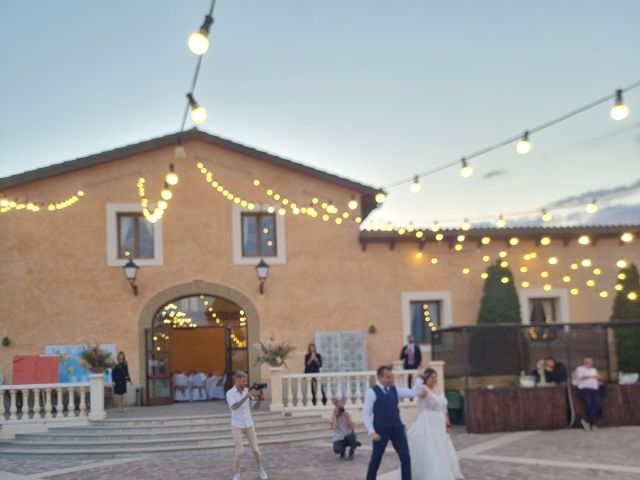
[88,374,106,421]
[269,366,284,412]
[428,360,446,391]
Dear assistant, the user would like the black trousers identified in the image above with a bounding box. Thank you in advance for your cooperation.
[366,426,411,480]
[333,432,358,456]
[310,378,327,405]
[579,388,602,425]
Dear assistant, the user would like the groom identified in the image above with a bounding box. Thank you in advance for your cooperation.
[363,365,424,480]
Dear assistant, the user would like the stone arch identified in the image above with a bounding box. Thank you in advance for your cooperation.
[137,280,261,395]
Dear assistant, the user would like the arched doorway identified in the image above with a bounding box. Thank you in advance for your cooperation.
[138,281,260,406]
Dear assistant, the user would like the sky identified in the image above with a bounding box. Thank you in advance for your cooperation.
[1,0,640,227]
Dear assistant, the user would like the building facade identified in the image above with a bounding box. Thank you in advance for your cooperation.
[0,130,637,404]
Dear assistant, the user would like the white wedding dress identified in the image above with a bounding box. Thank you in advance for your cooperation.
[407,387,464,480]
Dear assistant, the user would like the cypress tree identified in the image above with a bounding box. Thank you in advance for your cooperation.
[612,263,640,373]
[477,261,522,324]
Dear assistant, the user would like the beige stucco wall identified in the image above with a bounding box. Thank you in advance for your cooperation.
[0,138,638,389]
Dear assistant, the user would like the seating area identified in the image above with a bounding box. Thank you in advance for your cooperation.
[172,372,226,402]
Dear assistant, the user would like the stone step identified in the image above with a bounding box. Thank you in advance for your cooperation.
[22,418,331,439]
[86,410,280,427]
[11,422,331,446]
[0,427,367,456]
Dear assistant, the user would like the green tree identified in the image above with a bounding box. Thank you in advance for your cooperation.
[477,261,522,324]
[612,263,640,373]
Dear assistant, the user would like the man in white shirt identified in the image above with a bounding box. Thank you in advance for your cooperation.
[226,371,268,480]
[575,357,602,431]
[363,365,424,480]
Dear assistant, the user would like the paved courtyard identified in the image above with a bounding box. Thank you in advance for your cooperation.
[1,424,639,480]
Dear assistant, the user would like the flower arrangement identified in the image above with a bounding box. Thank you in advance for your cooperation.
[254,336,295,367]
[80,344,115,372]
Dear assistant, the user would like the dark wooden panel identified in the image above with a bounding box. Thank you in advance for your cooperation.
[573,384,640,427]
[621,384,640,425]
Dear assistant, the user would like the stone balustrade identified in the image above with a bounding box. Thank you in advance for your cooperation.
[270,361,445,413]
[0,374,106,438]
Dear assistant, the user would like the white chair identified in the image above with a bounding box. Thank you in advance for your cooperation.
[191,372,208,401]
[206,374,225,400]
[173,373,190,402]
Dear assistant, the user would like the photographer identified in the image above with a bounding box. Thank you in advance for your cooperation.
[226,371,269,480]
[331,399,360,460]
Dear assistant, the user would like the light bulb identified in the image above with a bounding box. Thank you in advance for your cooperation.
[157,200,168,210]
[620,232,634,243]
[516,131,532,155]
[166,164,179,186]
[585,199,598,214]
[174,144,186,162]
[460,158,473,178]
[161,188,173,201]
[375,192,386,204]
[188,31,210,55]
[461,219,471,231]
[496,215,506,228]
[348,197,358,210]
[431,221,440,233]
[578,235,590,245]
[610,89,629,121]
[191,105,208,124]
[410,175,422,193]
[541,210,553,222]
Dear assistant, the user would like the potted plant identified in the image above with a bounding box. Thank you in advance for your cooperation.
[80,344,115,373]
[254,336,295,368]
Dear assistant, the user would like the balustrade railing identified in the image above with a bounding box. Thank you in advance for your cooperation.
[0,382,90,421]
[280,369,420,410]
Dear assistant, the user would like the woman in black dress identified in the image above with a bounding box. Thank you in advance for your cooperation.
[304,343,325,405]
[112,351,131,412]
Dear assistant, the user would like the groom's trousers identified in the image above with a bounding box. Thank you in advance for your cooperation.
[366,426,411,480]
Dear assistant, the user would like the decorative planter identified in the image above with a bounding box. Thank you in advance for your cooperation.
[90,367,106,374]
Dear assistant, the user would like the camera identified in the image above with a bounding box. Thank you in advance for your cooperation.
[251,382,268,391]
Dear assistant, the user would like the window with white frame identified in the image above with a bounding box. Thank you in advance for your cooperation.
[401,291,452,350]
[519,289,570,325]
[232,205,286,265]
[106,203,163,266]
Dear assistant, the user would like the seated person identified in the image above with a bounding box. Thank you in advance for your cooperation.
[544,357,567,384]
[331,399,361,460]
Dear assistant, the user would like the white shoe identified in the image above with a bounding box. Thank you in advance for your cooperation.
[259,468,269,480]
[232,475,241,480]
[580,419,591,431]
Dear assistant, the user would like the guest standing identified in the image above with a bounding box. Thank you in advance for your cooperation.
[112,351,131,412]
[304,343,326,405]
[575,357,602,431]
[400,335,422,387]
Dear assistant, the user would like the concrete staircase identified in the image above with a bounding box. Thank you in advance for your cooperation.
[0,411,353,457]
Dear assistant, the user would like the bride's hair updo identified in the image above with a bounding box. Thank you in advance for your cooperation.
[420,368,437,384]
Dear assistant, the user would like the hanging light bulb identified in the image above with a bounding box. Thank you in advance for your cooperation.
[410,175,422,193]
[174,139,187,162]
[585,199,598,214]
[516,131,532,155]
[431,221,440,233]
[165,164,179,186]
[496,214,507,228]
[610,89,629,121]
[187,93,207,124]
[460,157,473,178]
[375,192,386,204]
[620,232,634,243]
[348,196,358,210]
[541,209,553,222]
[161,183,173,201]
[461,219,471,231]
[188,14,214,55]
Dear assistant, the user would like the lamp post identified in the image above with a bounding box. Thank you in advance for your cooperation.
[256,259,269,294]
[123,258,139,296]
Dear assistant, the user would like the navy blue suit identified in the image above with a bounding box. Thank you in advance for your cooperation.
[366,385,411,480]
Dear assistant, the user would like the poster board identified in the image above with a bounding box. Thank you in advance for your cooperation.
[45,344,115,383]
[12,355,60,384]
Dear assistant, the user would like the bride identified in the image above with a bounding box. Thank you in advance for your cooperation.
[407,368,464,479]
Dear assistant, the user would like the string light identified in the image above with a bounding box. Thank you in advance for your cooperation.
[187,93,207,124]
[541,209,553,222]
[460,158,473,178]
[610,89,630,121]
[410,175,422,193]
[617,259,628,269]
[348,196,358,210]
[496,215,507,228]
[585,199,598,214]
[578,235,591,245]
[621,232,634,243]
[165,164,179,186]
[516,131,532,155]
[0,190,85,215]
[375,192,387,204]
[187,7,214,55]
[461,219,471,231]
